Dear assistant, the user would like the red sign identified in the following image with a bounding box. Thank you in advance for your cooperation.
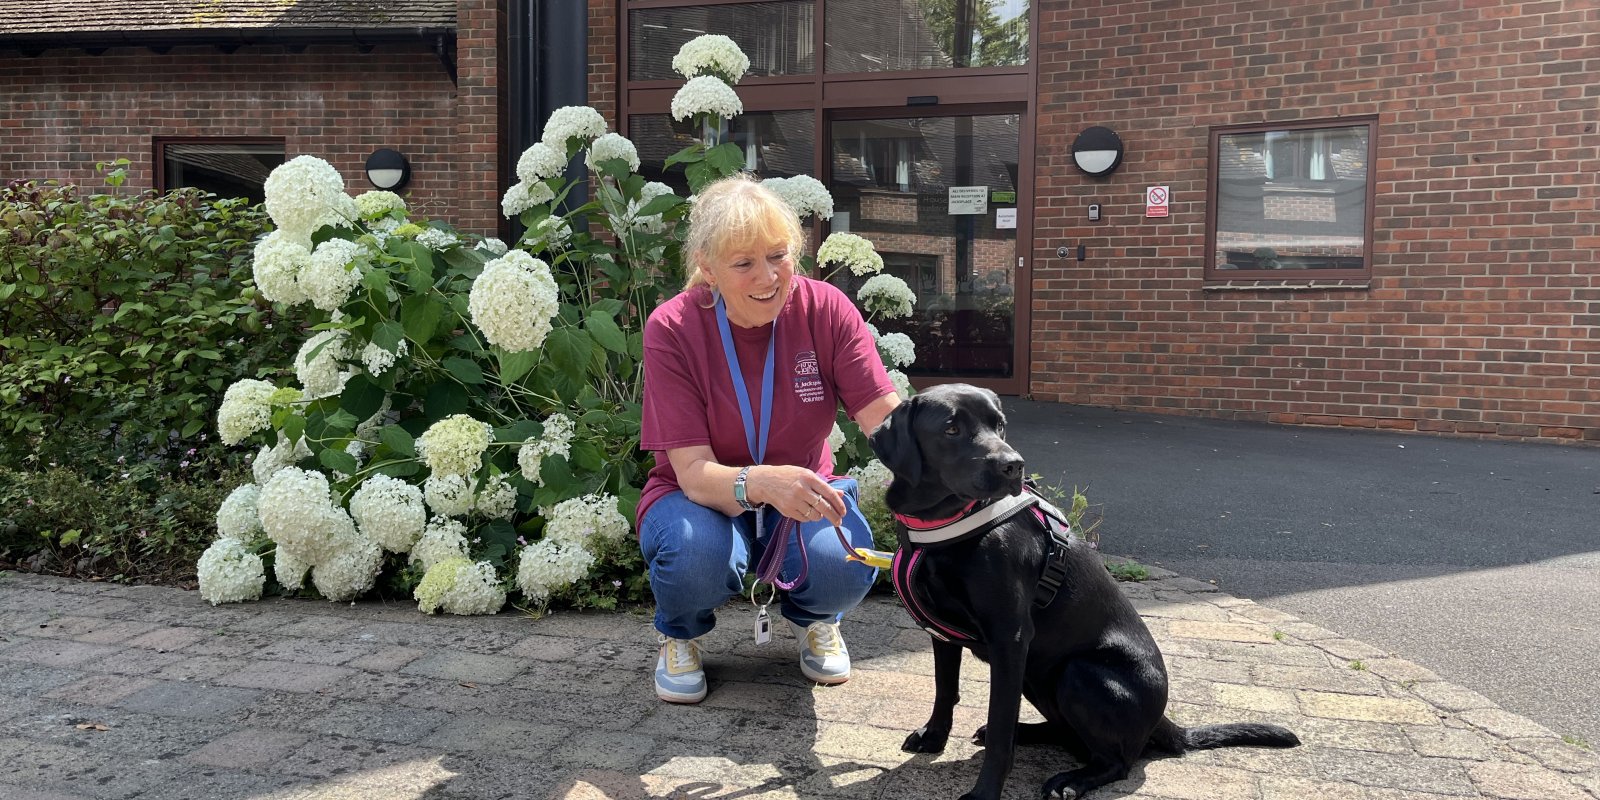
[1146,186,1169,218]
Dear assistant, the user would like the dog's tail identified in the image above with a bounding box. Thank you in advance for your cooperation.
[1150,718,1300,753]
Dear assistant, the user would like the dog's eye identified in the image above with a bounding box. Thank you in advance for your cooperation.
[944,424,960,436]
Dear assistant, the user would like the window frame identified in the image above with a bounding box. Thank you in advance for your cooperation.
[1204,116,1378,282]
[154,136,287,200]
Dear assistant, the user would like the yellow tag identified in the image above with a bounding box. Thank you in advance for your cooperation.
[847,548,894,569]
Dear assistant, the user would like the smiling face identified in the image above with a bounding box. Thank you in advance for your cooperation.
[703,238,796,328]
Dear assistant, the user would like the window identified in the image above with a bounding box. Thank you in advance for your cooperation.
[156,139,286,204]
[825,0,1029,73]
[632,111,815,196]
[630,2,815,80]
[1206,118,1376,279]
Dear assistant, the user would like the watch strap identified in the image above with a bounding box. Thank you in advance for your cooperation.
[734,466,760,512]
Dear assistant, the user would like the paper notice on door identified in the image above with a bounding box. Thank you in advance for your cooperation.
[995,208,1017,229]
[948,186,988,215]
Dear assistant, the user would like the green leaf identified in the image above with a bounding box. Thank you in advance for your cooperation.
[481,519,519,554]
[442,357,485,385]
[339,374,385,422]
[324,408,360,437]
[634,192,682,218]
[424,380,469,418]
[494,420,541,443]
[380,425,416,457]
[281,414,306,446]
[545,327,594,382]
[371,321,406,353]
[400,294,444,345]
[404,242,437,291]
[319,447,360,474]
[371,460,422,478]
[180,418,205,438]
[663,144,703,170]
[705,142,746,174]
[497,348,540,384]
[570,440,605,472]
[584,312,627,354]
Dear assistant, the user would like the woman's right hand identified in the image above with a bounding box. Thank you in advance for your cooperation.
[749,465,845,526]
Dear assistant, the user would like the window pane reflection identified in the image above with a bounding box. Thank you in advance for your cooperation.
[161,142,285,204]
[1214,125,1370,271]
[825,0,1028,73]
[630,2,816,80]
[630,111,816,197]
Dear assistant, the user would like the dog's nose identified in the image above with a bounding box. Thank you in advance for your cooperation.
[996,454,1024,480]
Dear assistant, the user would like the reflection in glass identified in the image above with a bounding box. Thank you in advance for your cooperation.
[161,143,285,204]
[825,0,1028,73]
[1214,125,1370,271]
[630,2,815,80]
[630,111,816,197]
[829,114,1019,378]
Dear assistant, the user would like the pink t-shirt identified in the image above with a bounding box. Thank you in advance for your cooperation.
[637,276,897,528]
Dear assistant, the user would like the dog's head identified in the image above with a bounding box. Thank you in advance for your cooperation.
[868,384,1025,516]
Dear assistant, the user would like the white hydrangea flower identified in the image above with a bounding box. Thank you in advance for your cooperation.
[416,557,505,616]
[501,180,557,219]
[300,239,367,313]
[251,230,312,306]
[585,132,640,173]
[252,435,311,484]
[516,539,595,604]
[294,329,352,399]
[876,331,916,368]
[409,518,469,571]
[517,413,576,485]
[541,106,608,150]
[257,467,356,567]
[468,250,560,353]
[671,76,743,122]
[827,422,847,455]
[415,228,459,251]
[349,474,426,553]
[527,216,573,250]
[817,233,884,276]
[477,237,508,256]
[217,379,276,446]
[216,483,264,541]
[197,538,265,605]
[335,438,367,482]
[311,534,383,602]
[847,458,894,514]
[263,155,355,239]
[516,142,567,184]
[273,545,311,591]
[888,369,913,401]
[371,216,402,234]
[858,274,917,319]
[417,414,492,477]
[763,175,833,220]
[359,338,408,377]
[475,473,518,520]
[618,181,676,234]
[354,190,406,219]
[542,493,630,549]
[671,34,750,83]
[423,473,475,517]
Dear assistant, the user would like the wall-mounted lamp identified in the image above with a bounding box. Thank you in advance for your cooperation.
[1071,126,1124,177]
[364,148,411,191]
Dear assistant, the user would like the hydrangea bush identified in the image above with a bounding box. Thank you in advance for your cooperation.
[199,37,920,612]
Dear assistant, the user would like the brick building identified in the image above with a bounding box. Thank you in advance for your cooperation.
[5,1,1596,442]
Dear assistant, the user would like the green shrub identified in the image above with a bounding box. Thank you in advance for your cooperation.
[0,175,291,466]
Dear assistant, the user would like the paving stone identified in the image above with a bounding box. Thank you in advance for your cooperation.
[306,700,450,743]
[218,661,356,693]
[1406,725,1496,760]
[425,713,566,756]
[43,674,157,706]
[343,645,425,672]
[275,615,366,639]
[115,680,260,719]
[1314,748,1477,795]
[123,626,211,653]
[551,728,657,771]
[0,663,88,694]
[1468,761,1592,800]
[1253,663,1384,696]
[0,639,120,668]
[401,651,527,684]
[1260,774,1373,799]
[1409,682,1498,713]
[150,654,251,682]
[1130,598,1231,621]
[1508,737,1600,773]
[278,733,438,781]
[254,637,376,666]
[1276,621,1342,641]
[1165,620,1278,644]
[184,727,315,770]
[1314,638,1393,661]
[1107,760,1260,800]
[1291,717,1415,754]
[1457,708,1559,740]
[501,633,593,662]
[1209,683,1299,714]
[1364,658,1441,684]
[1299,691,1442,725]
[1229,604,1303,625]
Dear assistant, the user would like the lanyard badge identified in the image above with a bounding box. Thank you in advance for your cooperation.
[716,297,780,645]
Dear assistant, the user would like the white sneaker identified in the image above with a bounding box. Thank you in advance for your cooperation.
[789,620,851,684]
[654,634,707,703]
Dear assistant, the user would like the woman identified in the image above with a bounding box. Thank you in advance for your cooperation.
[637,174,900,704]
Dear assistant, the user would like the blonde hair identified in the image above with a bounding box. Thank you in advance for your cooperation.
[683,173,805,292]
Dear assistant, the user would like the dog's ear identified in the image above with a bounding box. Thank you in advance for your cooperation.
[869,394,922,486]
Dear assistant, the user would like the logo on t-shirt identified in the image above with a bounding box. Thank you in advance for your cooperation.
[794,350,824,403]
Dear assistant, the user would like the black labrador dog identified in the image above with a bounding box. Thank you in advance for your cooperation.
[869,384,1298,800]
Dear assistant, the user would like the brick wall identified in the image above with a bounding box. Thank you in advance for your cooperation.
[0,40,499,233]
[589,0,617,129]
[1033,0,1600,442]
[456,0,508,236]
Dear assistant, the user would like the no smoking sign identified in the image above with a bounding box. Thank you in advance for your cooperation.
[1146,185,1169,218]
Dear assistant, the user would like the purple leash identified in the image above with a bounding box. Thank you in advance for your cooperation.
[753,515,810,591]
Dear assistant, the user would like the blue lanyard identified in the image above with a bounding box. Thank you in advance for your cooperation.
[715,296,776,465]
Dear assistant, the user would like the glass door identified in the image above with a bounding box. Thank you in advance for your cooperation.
[824,106,1027,394]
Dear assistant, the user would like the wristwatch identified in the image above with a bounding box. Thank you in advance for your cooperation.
[733,466,762,512]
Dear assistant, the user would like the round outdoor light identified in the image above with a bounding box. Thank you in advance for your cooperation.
[364,148,411,191]
[1071,126,1124,177]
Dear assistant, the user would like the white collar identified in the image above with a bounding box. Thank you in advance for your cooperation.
[898,492,1040,545]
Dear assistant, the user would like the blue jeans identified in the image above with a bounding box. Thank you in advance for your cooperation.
[638,477,878,640]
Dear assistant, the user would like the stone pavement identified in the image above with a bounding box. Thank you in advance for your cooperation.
[2,568,1597,800]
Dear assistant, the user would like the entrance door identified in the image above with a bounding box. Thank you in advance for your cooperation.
[824,105,1029,395]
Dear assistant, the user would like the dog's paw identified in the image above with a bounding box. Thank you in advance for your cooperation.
[902,725,950,753]
[972,724,988,747]
[1039,773,1081,799]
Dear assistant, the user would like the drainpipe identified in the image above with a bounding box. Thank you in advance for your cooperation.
[506,0,588,242]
